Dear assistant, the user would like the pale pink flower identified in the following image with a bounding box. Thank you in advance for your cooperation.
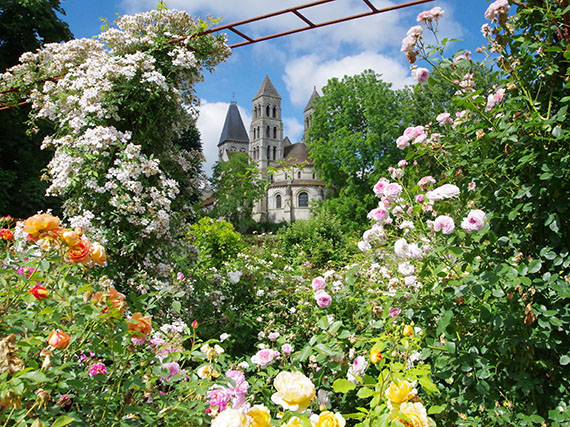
[315,290,332,308]
[281,344,294,354]
[407,25,423,37]
[398,262,415,276]
[161,361,181,381]
[413,67,430,83]
[407,243,423,260]
[433,215,455,234]
[268,332,280,341]
[396,135,410,149]
[426,183,460,200]
[401,35,417,53]
[468,182,476,191]
[251,349,280,368]
[430,6,444,19]
[176,272,184,280]
[373,177,390,197]
[417,10,434,24]
[394,238,409,259]
[389,307,401,318]
[207,385,231,412]
[347,356,368,383]
[384,183,403,200]
[485,93,496,111]
[88,362,107,377]
[436,112,453,125]
[485,0,510,21]
[415,194,425,203]
[404,275,417,287]
[495,88,506,103]
[417,175,436,190]
[398,160,408,168]
[381,197,392,208]
[453,52,471,63]
[481,23,492,37]
[461,210,487,232]
[367,206,389,223]
[389,167,404,179]
[311,277,326,291]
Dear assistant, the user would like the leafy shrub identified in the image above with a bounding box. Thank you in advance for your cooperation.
[188,217,244,268]
[277,210,352,266]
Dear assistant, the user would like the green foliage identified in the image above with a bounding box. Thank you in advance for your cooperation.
[277,210,352,266]
[306,70,403,230]
[209,152,267,232]
[188,217,243,268]
[0,0,72,217]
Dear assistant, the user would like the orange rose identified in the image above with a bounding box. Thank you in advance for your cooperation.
[66,236,92,265]
[403,325,415,337]
[370,347,383,364]
[61,229,81,247]
[0,228,14,241]
[48,330,71,350]
[90,242,107,266]
[29,285,49,300]
[23,213,60,239]
[128,313,152,337]
[91,287,126,313]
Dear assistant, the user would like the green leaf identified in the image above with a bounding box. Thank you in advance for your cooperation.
[528,259,542,274]
[428,405,446,415]
[356,386,374,398]
[295,345,312,363]
[418,376,439,394]
[560,355,570,366]
[18,370,49,383]
[172,300,181,313]
[317,315,329,329]
[51,416,76,427]
[332,378,356,393]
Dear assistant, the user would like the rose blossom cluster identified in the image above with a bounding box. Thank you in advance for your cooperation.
[206,369,249,416]
[484,0,510,21]
[396,125,428,149]
[311,276,332,308]
[401,6,444,63]
[251,348,280,368]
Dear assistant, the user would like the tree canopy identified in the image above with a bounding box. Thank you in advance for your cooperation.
[306,70,403,230]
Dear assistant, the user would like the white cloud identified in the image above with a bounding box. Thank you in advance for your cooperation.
[283,117,303,143]
[196,100,251,176]
[283,52,414,106]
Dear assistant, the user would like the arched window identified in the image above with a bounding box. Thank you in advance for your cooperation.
[253,128,256,139]
[272,106,276,118]
[267,146,271,160]
[266,126,270,138]
[297,171,301,179]
[273,146,276,160]
[266,105,270,116]
[276,194,282,209]
[257,127,260,138]
[273,127,277,139]
[298,192,309,207]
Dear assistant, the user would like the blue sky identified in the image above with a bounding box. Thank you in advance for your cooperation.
[59,0,492,175]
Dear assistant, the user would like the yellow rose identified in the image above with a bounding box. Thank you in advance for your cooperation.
[391,402,434,427]
[90,242,107,266]
[311,411,346,427]
[247,404,271,427]
[370,347,383,364]
[271,371,315,412]
[23,213,60,238]
[403,325,415,336]
[281,417,303,427]
[385,380,416,408]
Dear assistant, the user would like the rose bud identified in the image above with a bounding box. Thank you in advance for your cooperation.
[48,330,71,350]
[29,285,49,300]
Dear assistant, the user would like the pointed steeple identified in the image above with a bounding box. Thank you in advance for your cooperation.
[304,86,320,112]
[253,75,281,100]
[218,102,249,146]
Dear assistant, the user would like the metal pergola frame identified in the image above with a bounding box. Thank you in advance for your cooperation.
[0,0,436,110]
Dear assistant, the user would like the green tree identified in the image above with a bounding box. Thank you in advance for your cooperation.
[306,70,403,231]
[209,152,267,232]
[0,0,73,217]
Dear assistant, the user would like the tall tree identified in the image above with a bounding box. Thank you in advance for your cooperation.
[306,70,402,231]
[0,0,73,217]
[209,152,267,232]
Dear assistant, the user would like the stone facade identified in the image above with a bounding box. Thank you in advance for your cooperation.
[217,76,328,223]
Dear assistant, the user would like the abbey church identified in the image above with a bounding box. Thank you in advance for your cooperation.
[217,76,329,223]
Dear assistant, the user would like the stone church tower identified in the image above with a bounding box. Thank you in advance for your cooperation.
[216,76,330,223]
[249,75,286,171]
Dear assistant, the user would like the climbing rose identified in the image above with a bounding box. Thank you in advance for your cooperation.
[88,363,107,377]
[314,290,332,308]
[433,215,455,234]
[461,209,487,232]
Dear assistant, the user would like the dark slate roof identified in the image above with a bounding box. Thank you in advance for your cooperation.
[304,87,320,112]
[253,75,281,100]
[282,142,311,166]
[218,102,249,146]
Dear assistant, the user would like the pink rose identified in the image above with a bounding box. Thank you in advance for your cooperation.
[415,194,425,203]
[207,385,230,411]
[401,35,417,53]
[413,67,430,83]
[396,135,410,149]
[373,178,389,197]
[251,349,280,368]
[485,0,510,21]
[161,361,181,381]
[417,175,436,190]
[314,290,332,308]
[311,277,326,291]
[436,112,452,125]
[426,183,460,200]
[389,307,401,318]
[384,183,403,200]
[461,210,487,232]
[433,215,455,234]
[367,207,389,223]
[281,344,294,354]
